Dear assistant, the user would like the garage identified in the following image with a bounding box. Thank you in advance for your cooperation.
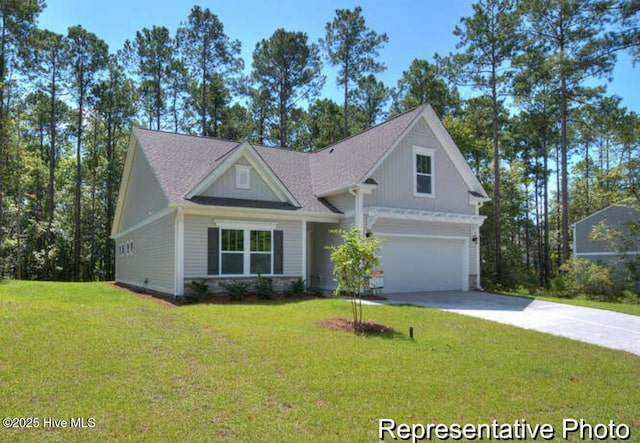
[379,235,468,293]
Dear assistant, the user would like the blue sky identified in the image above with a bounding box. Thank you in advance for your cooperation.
[38,0,638,113]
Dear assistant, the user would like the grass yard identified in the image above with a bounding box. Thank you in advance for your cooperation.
[1,281,639,442]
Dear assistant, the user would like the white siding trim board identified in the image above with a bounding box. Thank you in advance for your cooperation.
[176,203,343,224]
[112,207,176,239]
[365,206,486,230]
[576,251,640,256]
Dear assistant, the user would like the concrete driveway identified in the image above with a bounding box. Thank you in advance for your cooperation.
[368,291,640,356]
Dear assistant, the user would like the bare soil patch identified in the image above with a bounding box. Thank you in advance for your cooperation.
[316,318,396,334]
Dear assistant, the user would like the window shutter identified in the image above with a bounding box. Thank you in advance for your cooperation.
[207,227,219,275]
[273,230,283,274]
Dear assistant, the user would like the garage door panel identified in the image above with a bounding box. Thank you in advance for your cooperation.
[381,236,465,292]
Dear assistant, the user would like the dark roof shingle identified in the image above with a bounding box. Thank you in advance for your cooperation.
[131,105,448,215]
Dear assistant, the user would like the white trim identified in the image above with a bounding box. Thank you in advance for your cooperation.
[361,105,489,201]
[176,203,342,224]
[174,208,185,296]
[185,141,300,207]
[575,251,640,256]
[112,207,176,239]
[235,164,251,189]
[366,206,486,227]
[301,220,307,288]
[111,133,139,237]
[421,106,489,199]
[214,220,278,230]
[218,226,275,276]
[184,274,301,279]
[378,233,469,291]
[413,146,436,198]
[379,232,468,241]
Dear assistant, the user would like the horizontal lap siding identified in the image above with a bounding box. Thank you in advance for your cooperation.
[281,220,303,275]
[184,214,303,277]
[119,146,169,231]
[115,211,176,294]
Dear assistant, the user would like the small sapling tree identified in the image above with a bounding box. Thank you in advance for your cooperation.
[327,225,382,332]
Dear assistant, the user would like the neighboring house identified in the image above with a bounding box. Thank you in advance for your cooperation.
[111,104,490,297]
[573,200,640,268]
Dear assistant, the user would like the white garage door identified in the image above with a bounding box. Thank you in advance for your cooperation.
[380,235,467,293]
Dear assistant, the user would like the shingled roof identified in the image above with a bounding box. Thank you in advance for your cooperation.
[129,104,487,215]
[309,105,425,196]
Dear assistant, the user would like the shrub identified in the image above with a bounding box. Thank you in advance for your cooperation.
[288,277,305,297]
[557,257,619,302]
[254,275,274,300]
[549,273,576,298]
[621,289,640,305]
[186,279,208,302]
[220,280,250,301]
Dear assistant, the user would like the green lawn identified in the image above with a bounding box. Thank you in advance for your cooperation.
[1,281,638,442]
[502,290,640,317]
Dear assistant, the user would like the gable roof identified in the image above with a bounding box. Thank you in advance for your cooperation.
[123,104,489,221]
[309,104,489,199]
[185,140,300,207]
[129,128,336,215]
[573,199,640,227]
[310,105,425,196]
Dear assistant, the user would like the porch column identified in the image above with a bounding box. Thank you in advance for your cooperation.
[354,190,364,232]
[351,182,377,233]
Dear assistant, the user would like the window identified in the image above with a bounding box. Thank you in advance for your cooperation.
[208,223,283,276]
[235,164,251,189]
[413,146,435,197]
[250,230,272,274]
[214,226,278,275]
[221,229,244,274]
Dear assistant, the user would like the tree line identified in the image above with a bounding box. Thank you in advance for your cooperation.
[0,0,638,291]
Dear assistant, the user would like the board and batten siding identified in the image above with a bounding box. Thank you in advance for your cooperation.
[115,210,176,294]
[201,159,280,202]
[364,119,475,215]
[183,214,304,277]
[118,143,169,231]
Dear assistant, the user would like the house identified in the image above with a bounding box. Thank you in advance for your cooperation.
[573,200,640,268]
[111,104,490,297]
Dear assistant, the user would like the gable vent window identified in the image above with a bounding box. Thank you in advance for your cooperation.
[235,164,251,189]
[413,146,435,197]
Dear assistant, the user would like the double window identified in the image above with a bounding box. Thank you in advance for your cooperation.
[208,224,283,276]
[220,229,272,275]
[413,146,435,197]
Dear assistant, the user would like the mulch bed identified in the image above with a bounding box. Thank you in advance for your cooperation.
[112,282,324,306]
[316,318,396,334]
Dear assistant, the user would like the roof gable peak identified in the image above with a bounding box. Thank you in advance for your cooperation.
[185,141,300,207]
